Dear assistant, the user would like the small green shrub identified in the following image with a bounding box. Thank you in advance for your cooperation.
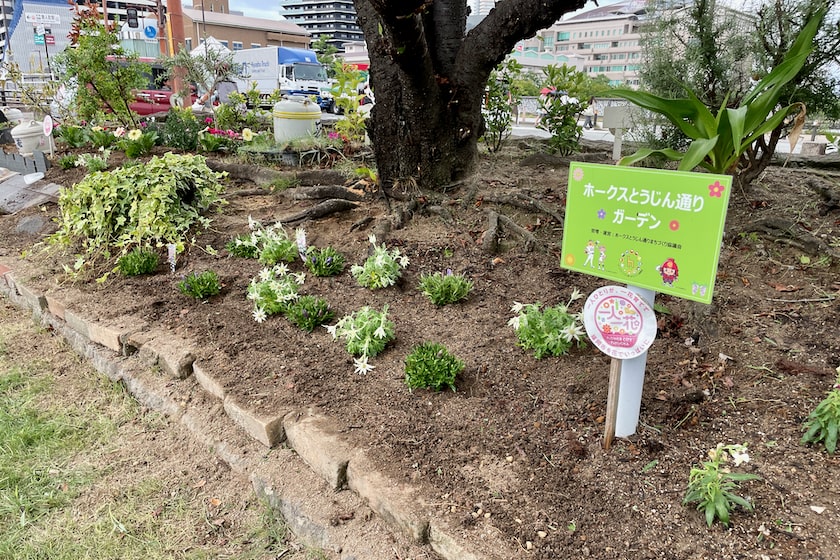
[801,369,840,455]
[327,305,395,359]
[225,234,259,258]
[285,295,334,332]
[259,237,298,266]
[161,107,203,151]
[418,270,473,306]
[55,124,88,148]
[58,154,78,169]
[116,247,159,276]
[247,264,305,322]
[178,270,221,299]
[683,443,759,526]
[404,342,463,392]
[88,126,116,149]
[304,246,345,277]
[75,152,110,172]
[119,129,158,158]
[351,234,409,289]
[509,292,586,359]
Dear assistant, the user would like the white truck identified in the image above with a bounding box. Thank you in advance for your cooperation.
[232,46,334,111]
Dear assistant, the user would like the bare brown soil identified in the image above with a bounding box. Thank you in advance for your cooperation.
[2,140,840,559]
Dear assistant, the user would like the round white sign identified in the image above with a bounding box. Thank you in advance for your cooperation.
[583,286,657,360]
[42,115,53,136]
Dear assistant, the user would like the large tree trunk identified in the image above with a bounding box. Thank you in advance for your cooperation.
[354,0,587,191]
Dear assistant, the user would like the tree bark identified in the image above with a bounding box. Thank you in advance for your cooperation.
[354,0,587,191]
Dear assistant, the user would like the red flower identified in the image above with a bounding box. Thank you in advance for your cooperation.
[708,181,725,198]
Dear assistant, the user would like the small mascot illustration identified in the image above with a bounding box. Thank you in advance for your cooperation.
[656,257,679,285]
[597,244,607,270]
[583,240,597,268]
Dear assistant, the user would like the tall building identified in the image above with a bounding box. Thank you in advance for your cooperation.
[279,0,362,50]
[476,0,497,16]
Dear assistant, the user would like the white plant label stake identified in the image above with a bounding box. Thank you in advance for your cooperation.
[167,243,177,274]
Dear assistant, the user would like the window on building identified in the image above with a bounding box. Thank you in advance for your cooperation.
[251,43,261,48]
[185,38,192,50]
[233,41,243,50]
[220,40,229,48]
[558,31,569,41]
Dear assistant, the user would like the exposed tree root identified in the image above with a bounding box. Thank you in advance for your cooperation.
[480,192,564,226]
[276,199,360,225]
[480,209,540,253]
[734,217,840,258]
[284,185,365,202]
[804,176,840,214]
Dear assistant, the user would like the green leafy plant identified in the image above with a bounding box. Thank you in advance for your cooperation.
[611,8,824,176]
[178,270,221,299]
[74,151,110,172]
[537,91,585,156]
[508,290,586,358]
[418,269,473,306]
[50,153,226,273]
[285,295,334,332]
[55,124,88,148]
[259,234,298,266]
[482,59,522,153]
[330,61,368,144]
[118,128,158,158]
[326,305,395,374]
[404,342,463,392]
[304,246,345,277]
[351,234,409,289]
[57,154,78,169]
[225,233,259,258]
[683,443,760,526]
[247,264,305,323]
[116,247,159,276]
[160,107,204,151]
[87,126,116,149]
[801,368,840,455]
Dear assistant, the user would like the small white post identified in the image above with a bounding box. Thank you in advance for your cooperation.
[614,286,656,437]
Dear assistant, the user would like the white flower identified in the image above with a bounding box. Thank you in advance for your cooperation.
[258,268,273,281]
[293,272,306,285]
[114,126,126,138]
[398,254,410,268]
[507,316,521,330]
[368,233,377,245]
[127,128,143,141]
[273,263,289,276]
[561,323,585,342]
[569,288,583,302]
[252,307,267,323]
[248,215,259,230]
[353,355,375,375]
[511,301,525,314]
[373,325,387,339]
[242,128,254,142]
[730,445,750,466]
[295,228,307,254]
[324,324,337,338]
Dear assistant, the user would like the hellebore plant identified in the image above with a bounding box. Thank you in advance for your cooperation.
[326,305,395,374]
[611,7,824,175]
[351,234,409,289]
[801,367,840,455]
[508,289,586,359]
[683,443,760,527]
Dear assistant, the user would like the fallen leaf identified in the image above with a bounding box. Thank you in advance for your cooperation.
[741,277,751,287]
[768,283,800,292]
[810,505,826,514]
[492,257,505,265]
[209,497,221,507]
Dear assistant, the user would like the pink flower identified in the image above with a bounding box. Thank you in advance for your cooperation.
[205,117,214,124]
[328,131,340,140]
[669,220,680,231]
[708,181,725,198]
[573,167,584,181]
[114,127,126,138]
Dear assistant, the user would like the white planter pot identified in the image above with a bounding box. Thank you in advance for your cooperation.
[11,120,46,156]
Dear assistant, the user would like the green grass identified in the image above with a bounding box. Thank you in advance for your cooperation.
[0,312,308,560]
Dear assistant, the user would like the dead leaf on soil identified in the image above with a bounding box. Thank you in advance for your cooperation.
[208,497,221,507]
[768,283,801,292]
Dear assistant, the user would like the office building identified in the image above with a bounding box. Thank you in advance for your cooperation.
[279,0,362,50]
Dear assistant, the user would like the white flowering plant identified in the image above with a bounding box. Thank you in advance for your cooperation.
[351,235,409,289]
[801,367,840,455]
[325,305,395,374]
[508,289,586,358]
[683,443,760,527]
[246,263,305,323]
[118,128,158,158]
[227,217,301,266]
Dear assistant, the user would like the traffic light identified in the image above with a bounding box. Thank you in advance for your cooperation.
[127,8,139,28]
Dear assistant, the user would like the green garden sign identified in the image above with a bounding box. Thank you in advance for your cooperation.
[561,162,732,304]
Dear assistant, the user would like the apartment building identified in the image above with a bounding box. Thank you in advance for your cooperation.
[279,0,362,50]
[518,0,647,86]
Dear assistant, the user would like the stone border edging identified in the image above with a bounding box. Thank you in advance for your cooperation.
[0,259,517,560]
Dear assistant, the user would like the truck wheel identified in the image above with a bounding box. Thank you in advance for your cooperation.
[331,101,342,115]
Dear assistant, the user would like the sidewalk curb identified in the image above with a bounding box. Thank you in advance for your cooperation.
[0,258,517,560]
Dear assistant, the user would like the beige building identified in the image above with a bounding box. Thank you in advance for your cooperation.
[184,1,311,52]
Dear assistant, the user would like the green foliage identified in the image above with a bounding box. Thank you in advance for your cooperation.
[683,443,760,526]
[50,153,226,272]
[537,91,585,156]
[509,292,586,359]
[418,270,473,306]
[311,34,339,76]
[161,45,241,106]
[304,246,345,277]
[285,295,334,332]
[225,234,259,258]
[74,151,110,172]
[331,61,368,144]
[50,8,149,127]
[116,247,159,276]
[404,342,463,392]
[247,264,305,322]
[160,107,204,151]
[259,236,298,266]
[178,270,221,299]
[327,305,395,360]
[57,154,79,170]
[351,234,409,289]
[482,59,522,153]
[88,127,116,149]
[118,129,158,158]
[614,7,824,175]
[801,370,840,455]
[55,124,88,148]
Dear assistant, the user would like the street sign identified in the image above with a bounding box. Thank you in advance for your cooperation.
[25,13,60,25]
[45,35,55,45]
[34,34,45,45]
[560,162,732,304]
[144,25,157,39]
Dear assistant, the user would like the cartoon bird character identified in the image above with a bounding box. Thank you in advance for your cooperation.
[656,258,679,285]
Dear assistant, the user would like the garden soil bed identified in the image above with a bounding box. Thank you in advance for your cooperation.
[2,140,839,559]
